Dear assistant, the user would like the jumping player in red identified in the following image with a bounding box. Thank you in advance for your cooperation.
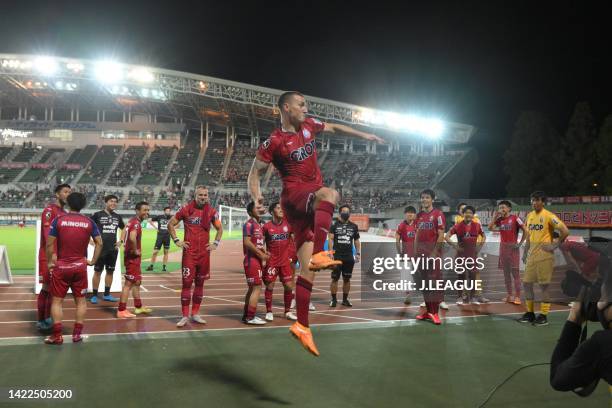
[396,206,417,305]
[242,201,270,325]
[446,205,486,305]
[263,202,297,322]
[116,201,152,318]
[168,186,223,327]
[248,91,384,355]
[487,200,527,305]
[414,189,446,325]
[44,192,102,344]
[37,183,71,331]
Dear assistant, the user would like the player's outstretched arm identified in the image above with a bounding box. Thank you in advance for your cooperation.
[248,156,269,214]
[89,236,103,266]
[323,122,385,144]
[168,216,189,249]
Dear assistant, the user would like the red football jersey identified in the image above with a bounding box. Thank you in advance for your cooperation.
[494,214,524,244]
[49,213,99,262]
[449,221,484,257]
[257,117,325,190]
[243,218,265,267]
[560,241,600,279]
[124,217,142,262]
[39,203,67,262]
[416,209,446,243]
[396,220,417,256]
[263,219,292,267]
[174,201,219,255]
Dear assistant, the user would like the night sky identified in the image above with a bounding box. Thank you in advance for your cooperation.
[2,1,610,197]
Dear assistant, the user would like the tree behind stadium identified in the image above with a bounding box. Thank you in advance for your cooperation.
[596,114,612,194]
[504,111,563,196]
[561,101,598,195]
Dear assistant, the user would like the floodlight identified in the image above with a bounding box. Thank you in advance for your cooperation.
[94,60,124,83]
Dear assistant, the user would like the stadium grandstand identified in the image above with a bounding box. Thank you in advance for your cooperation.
[0,53,476,217]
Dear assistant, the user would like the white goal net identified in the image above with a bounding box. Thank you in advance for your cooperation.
[218,205,250,236]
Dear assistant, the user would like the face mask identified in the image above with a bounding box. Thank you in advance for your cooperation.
[340,213,350,221]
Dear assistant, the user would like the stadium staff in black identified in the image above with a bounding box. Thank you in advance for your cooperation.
[90,194,125,304]
[146,206,173,272]
[328,205,361,307]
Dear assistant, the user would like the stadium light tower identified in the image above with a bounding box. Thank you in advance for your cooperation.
[94,60,124,83]
[34,56,59,76]
[128,67,155,83]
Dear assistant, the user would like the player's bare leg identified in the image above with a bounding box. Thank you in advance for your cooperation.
[117,281,136,318]
[147,249,159,271]
[342,277,352,306]
[72,296,86,342]
[91,271,102,302]
[45,297,64,344]
[162,248,169,271]
[264,281,275,321]
[330,276,339,306]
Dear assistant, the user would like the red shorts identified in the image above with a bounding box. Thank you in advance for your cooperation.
[181,252,211,284]
[499,245,519,269]
[244,261,263,286]
[50,259,88,298]
[124,258,142,283]
[281,184,320,251]
[263,264,293,284]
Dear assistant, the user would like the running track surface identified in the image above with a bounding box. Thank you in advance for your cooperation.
[0,240,570,342]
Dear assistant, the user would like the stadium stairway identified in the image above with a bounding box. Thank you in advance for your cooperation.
[219,144,233,183]
[158,147,180,187]
[387,156,418,190]
[187,144,207,189]
[128,146,154,188]
[72,146,101,184]
[13,147,48,183]
[99,145,127,185]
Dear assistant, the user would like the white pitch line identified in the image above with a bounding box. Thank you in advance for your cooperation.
[140,285,148,292]
[0,309,572,346]
[314,312,380,322]
[159,285,179,293]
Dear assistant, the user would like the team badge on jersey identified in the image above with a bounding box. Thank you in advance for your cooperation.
[283,226,288,232]
[262,139,270,149]
[303,129,311,139]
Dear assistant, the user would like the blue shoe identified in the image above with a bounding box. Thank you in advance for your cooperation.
[103,294,119,302]
[89,295,98,304]
[38,318,53,331]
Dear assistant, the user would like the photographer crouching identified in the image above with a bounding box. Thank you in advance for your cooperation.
[550,237,612,396]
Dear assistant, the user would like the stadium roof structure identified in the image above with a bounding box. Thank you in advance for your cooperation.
[0,54,475,143]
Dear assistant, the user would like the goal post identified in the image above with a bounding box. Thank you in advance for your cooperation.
[218,205,250,237]
[0,245,13,285]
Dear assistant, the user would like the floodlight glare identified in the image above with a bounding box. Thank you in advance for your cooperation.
[128,67,154,83]
[94,60,124,83]
[34,57,58,76]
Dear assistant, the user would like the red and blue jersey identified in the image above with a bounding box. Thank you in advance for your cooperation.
[125,217,142,262]
[494,214,524,244]
[449,221,484,257]
[49,212,99,262]
[263,219,292,267]
[396,220,417,256]
[243,218,265,268]
[174,200,219,256]
[257,117,325,190]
